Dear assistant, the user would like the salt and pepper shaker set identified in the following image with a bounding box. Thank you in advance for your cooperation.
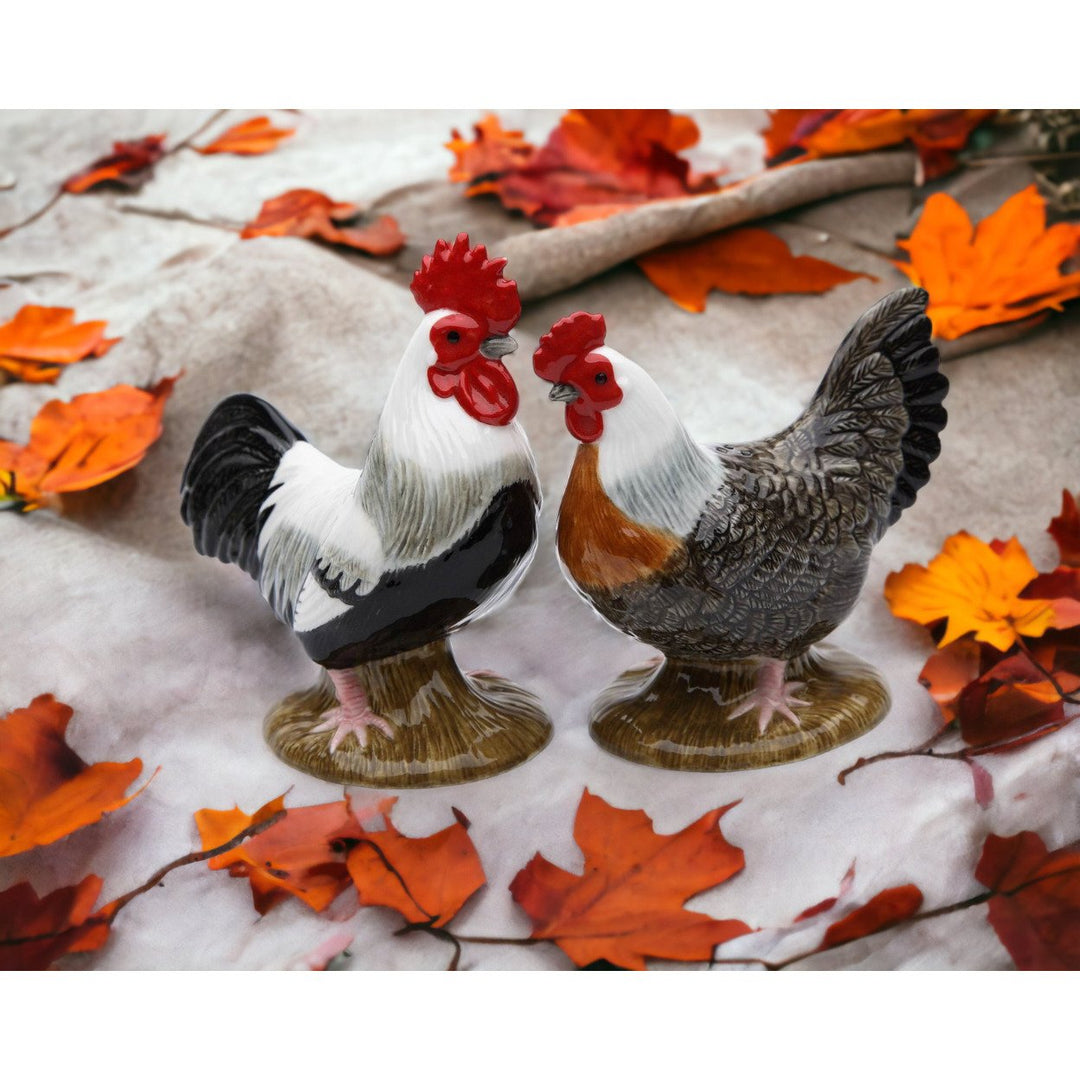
[181,233,948,788]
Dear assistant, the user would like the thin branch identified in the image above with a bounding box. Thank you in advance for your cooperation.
[167,109,230,156]
[104,808,286,919]
[115,204,241,232]
[0,189,64,241]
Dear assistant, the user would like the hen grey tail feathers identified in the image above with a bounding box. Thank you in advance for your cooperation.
[814,287,948,527]
[180,394,306,577]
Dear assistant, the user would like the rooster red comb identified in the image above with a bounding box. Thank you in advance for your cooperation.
[532,312,607,383]
[411,233,521,333]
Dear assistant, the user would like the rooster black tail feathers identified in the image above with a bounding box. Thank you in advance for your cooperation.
[875,289,948,524]
[180,394,305,577]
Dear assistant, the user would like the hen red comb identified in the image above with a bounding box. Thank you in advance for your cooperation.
[411,233,521,333]
[533,312,607,383]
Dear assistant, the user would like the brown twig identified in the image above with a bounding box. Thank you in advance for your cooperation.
[115,204,241,232]
[166,109,230,157]
[715,860,1080,970]
[0,189,64,241]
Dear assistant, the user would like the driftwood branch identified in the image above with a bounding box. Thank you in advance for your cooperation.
[503,150,917,301]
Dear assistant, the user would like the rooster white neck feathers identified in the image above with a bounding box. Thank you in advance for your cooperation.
[594,347,724,538]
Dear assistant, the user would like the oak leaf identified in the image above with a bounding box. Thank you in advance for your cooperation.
[976,831,1080,969]
[895,185,1080,339]
[195,793,388,915]
[0,875,110,971]
[1049,490,1080,568]
[637,227,875,312]
[196,116,295,156]
[448,110,721,226]
[344,806,486,928]
[509,789,751,970]
[763,110,994,179]
[0,695,146,857]
[884,531,1058,651]
[240,189,405,255]
[819,884,924,950]
[63,135,167,194]
[0,375,178,511]
[0,305,119,384]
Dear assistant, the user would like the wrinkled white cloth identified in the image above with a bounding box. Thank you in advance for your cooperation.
[1,110,1078,970]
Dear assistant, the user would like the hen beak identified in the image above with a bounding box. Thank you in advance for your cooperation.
[480,333,518,360]
[548,383,580,403]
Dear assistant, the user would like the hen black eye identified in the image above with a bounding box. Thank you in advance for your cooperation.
[447,330,461,344]
[594,372,608,385]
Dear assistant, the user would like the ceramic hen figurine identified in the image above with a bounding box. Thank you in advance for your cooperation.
[181,234,550,787]
[534,288,947,770]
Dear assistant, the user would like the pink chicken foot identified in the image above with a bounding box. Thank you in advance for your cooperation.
[313,668,395,753]
[728,657,810,734]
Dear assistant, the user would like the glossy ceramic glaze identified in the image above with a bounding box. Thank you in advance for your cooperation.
[535,290,948,771]
[181,234,551,786]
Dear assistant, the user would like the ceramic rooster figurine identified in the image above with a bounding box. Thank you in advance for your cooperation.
[181,234,550,787]
[534,287,947,770]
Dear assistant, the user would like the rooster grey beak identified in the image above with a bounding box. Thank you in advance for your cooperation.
[548,383,580,403]
[480,333,517,360]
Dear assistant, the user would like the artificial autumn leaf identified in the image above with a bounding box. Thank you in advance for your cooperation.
[895,185,1080,339]
[195,116,295,156]
[510,789,751,970]
[918,638,989,725]
[637,227,875,312]
[0,305,119,384]
[240,188,405,255]
[0,374,178,510]
[195,793,387,915]
[0,695,145,857]
[63,135,167,194]
[0,876,110,971]
[448,110,721,226]
[763,110,995,180]
[819,884,924,950]
[345,806,486,928]
[1049,490,1080,568]
[976,831,1080,969]
[885,531,1058,652]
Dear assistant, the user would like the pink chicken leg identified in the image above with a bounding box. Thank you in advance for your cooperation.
[312,669,396,752]
[728,657,810,734]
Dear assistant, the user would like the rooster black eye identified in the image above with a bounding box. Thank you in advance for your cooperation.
[594,372,608,385]
[447,330,461,344]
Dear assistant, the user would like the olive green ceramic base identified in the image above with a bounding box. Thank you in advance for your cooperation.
[590,645,890,771]
[264,639,552,788]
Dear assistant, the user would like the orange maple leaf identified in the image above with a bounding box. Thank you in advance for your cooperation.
[0,875,111,971]
[195,116,296,156]
[240,189,405,255]
[0,695,146,857]
[763,109,995,180]
[195,793,389,915]
[895,185,1080,339]
[345,806,486,928]
[448,110,722,226]
[976,831,1080,969]
[509,789,751,970]
[636,227,875,312]
[0,305,120,384]
[0,374,178,510]
[63,135,167,194]
[885,532,1059,652]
